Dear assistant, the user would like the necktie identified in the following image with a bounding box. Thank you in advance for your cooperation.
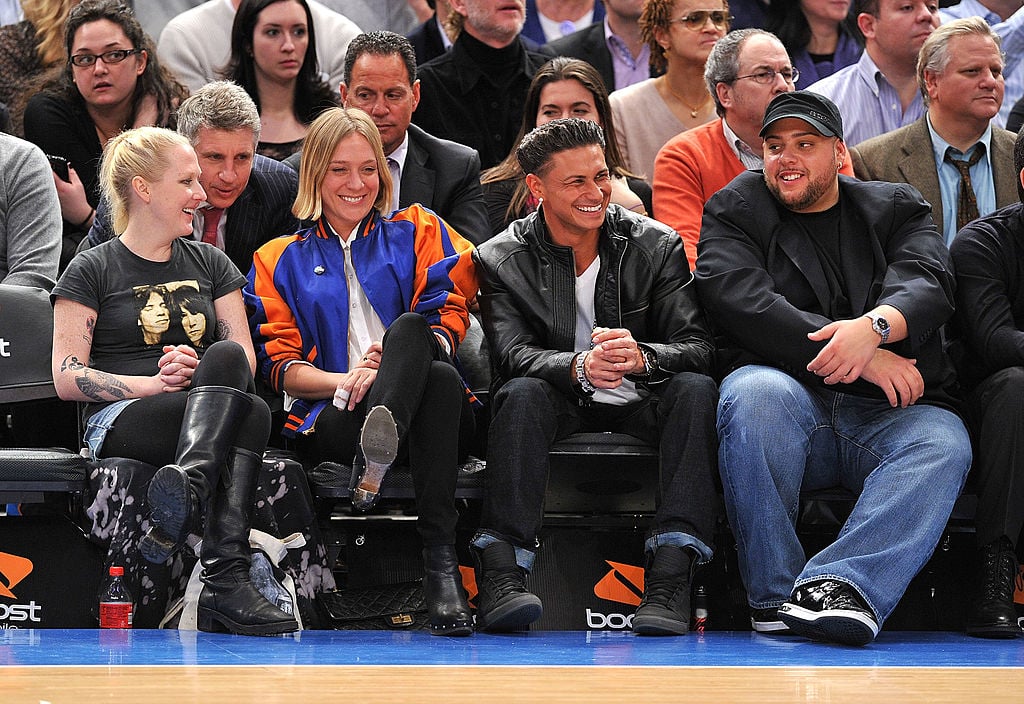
[387,157,400,214]
[201,207,223,245]
[945,145,985,232]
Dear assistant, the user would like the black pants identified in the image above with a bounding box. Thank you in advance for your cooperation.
[302,313,474,546]
[964,365,1024,548]
[479,372,720,552]
[100,340,271,464]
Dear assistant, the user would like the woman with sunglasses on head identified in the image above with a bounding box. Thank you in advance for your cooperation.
[609,0,729,181]
[766,0,861,90]
[22,0,186,271]
[221,0,338,161]
[482,56,651,235]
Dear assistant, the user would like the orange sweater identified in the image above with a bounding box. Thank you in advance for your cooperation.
[653,119,855,268]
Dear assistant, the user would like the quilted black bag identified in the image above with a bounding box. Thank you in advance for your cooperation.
[319,580,430,630]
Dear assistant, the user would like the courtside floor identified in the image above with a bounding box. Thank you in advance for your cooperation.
[5,629,1024,703]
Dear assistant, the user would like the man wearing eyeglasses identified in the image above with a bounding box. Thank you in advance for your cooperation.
[807,0,940,147]
[695,91,970,646]
[652,28,855,267]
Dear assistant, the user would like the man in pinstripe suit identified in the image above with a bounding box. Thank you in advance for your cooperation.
[83,82,301,276]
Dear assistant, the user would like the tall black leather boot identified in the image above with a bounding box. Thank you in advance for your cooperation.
[472,541,542,632]
[141,385,254,564]
[632,545,697,636]
[422,545,473,637]
[966,535,1021,638]
[197,447,299,635]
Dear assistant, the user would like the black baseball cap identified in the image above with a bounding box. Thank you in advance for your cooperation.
[760,91,844,141]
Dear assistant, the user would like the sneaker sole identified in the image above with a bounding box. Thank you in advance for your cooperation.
[477,594,543,633]
[633,614,689,636]
[778,604,879,646]
[751,618,794,635]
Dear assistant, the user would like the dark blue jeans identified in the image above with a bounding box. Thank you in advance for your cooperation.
[474,372,719,570]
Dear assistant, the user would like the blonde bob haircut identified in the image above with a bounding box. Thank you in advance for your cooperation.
[293,107,393,223]
[100,125,194,235]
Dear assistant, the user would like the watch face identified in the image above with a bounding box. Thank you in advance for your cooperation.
[875,317,890,332]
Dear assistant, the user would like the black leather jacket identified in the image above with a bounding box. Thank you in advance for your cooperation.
[474,204,714,400]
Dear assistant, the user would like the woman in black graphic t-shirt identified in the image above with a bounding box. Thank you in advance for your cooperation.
[51,126,298,637]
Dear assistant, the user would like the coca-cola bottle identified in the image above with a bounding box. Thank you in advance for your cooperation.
[98,566,133,629]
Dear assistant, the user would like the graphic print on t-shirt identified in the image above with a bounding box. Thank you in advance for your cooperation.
[132,280,212,347]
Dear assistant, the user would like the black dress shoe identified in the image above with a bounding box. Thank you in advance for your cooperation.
[351,405,399,512]
[966,536,1022,639]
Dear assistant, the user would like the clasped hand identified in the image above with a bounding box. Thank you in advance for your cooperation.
[157,345,199,392]
[806,318,922,407]
[585,327,643,389]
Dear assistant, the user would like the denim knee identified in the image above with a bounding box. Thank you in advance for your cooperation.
[493,377,554,414]
[718,366,812,430]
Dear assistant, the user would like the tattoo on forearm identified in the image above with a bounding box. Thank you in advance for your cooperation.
[215,319,231,340]
[74,368,131,402]
[60,355,85,373]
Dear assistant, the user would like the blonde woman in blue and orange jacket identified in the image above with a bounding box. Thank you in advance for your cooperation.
[244,107,477,636]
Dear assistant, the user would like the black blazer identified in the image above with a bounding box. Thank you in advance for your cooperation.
[695,172,959,406]
[543,22,656,93]
[407,14,447,66]
[85,154,300,275]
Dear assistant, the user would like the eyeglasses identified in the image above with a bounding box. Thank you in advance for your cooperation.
[669,10,733,30]
[733,67,800,85]
[69,48,140,68]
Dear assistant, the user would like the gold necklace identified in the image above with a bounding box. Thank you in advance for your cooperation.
[661,76,711,119]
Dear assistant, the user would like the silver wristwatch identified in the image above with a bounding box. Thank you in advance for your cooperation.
[864,312,890,345]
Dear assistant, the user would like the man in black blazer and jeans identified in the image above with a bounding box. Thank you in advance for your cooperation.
[84,81,300,276]
[696,91,972,646]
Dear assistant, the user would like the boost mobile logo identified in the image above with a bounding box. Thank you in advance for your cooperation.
[593,561,644,606]
[0,552,41,625]
[588,561,644,629]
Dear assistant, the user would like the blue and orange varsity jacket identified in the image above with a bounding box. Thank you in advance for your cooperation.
[244,204,477,435]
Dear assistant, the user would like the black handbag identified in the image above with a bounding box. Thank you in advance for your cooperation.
[319,580,430,630]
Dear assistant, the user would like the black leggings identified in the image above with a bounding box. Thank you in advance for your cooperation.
[301,313,474,546]
[100,340,271,465]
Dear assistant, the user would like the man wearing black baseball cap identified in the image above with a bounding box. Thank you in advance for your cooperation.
[695,90,971,645]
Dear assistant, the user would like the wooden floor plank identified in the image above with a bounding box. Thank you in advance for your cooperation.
[7,665,1024,704]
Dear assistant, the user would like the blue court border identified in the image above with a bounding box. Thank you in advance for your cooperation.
[3,630,1024,668]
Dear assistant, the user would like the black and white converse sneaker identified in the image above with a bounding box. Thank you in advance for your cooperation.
[778,579,879,646]
[751,607,793,634]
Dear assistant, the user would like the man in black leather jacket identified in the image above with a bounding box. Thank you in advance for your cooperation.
[471,118,719,636]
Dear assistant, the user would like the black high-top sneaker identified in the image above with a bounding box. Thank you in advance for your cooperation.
[472,541,542,632]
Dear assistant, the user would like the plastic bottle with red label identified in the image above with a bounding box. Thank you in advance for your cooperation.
[98,566,133,629]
